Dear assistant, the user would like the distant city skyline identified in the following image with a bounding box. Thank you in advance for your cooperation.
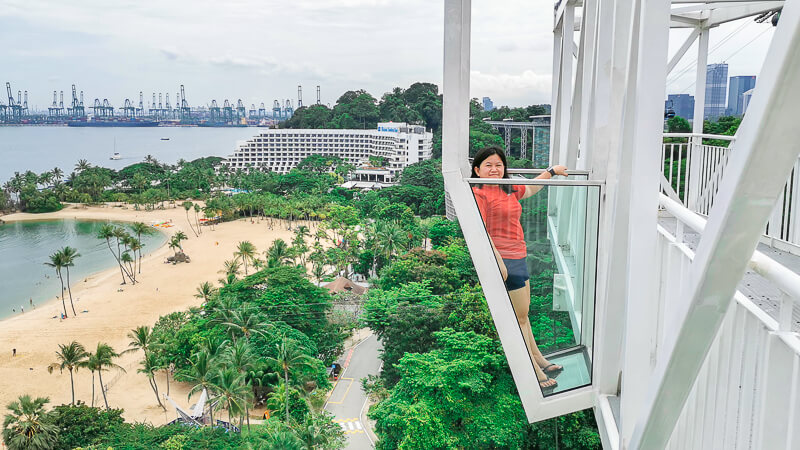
[2,1,774,110]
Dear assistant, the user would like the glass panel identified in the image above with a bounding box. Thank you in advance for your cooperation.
[471,180,599,397]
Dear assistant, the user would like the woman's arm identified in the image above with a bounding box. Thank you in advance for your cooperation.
[521,164,568,199]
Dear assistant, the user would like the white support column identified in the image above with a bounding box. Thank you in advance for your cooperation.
[617,0,671,445]
[687,28,709,210]
[557,5,576,166]
[550,24,564,165]
[441,0,471,176]
[591,0,635,406]
[631,3,800,447]
[566,0,594,169]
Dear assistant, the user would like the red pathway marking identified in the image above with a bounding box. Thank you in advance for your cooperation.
[343,347,355,369]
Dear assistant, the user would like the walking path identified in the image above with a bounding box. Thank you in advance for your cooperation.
[325,330,383,450]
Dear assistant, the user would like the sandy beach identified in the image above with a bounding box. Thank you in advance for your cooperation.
[0,203,306,424]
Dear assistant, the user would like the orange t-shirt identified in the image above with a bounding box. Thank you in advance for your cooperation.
[472,184,527,259]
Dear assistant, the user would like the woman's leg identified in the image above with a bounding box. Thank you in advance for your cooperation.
[508,280,561,382]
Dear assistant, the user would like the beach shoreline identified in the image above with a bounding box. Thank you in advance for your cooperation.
[0,203,304,424]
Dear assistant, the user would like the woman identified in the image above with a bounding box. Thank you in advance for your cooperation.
[471,146,568,390]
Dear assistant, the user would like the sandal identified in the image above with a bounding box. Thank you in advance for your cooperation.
[542,363,564,377]
[539,377,558,392]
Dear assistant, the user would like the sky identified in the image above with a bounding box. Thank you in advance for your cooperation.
[0,0,775,111]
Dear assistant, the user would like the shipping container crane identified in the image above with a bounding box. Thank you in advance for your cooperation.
[236,99,246,119]
[179,85,190,120]
[150,93,157,117]
[284,99,293,118]
[249,103,257,119]
[137,92,145,117]
[209,100,220,122]
[49,91,59,117]
[222,99,233,121]
[7,83,22,118]
[298,85,303,108]
[122,99,136,117]
[272,100,281,119]
[165,93,172,118]
[258,102,266,118]
[69,84,84,116]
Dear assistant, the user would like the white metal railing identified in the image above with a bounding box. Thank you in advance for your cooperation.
[656,194,800,448]
[662,132,800,247]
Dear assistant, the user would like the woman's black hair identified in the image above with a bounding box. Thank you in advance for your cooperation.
[471,146,516,194]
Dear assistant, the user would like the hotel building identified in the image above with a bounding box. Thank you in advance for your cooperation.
[222,123,433,186]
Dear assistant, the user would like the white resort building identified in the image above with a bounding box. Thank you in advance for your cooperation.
[222,123,433,187]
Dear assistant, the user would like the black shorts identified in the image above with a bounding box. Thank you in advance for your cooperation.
[503,258,529,291]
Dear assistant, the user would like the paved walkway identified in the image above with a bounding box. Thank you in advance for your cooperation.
[324,331,382,450]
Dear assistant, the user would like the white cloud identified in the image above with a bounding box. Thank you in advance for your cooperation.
[470,70,552,106]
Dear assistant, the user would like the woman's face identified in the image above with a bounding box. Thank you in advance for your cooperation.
[474,154,505,178]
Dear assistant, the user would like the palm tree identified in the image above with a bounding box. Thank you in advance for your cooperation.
[223,340,257,430]
[52,167,63,182]
[174,231,188,250]
[210,367,251,425]
[82,352,101,408]
[59,246,81,316]
[195,281,216,304]
[129,222,153,274]
[220,259,241,278]
[194,203,203,235]
[124,325,153,358]
[47,341,88,405]
[220,307,271,343]
[183,201,198,236]
[95,343,125,410]
[75,159,91,172]
[264,430,304,449]
[185,350,217,424]
[138,351,166,410]
[235,241,257,276]
[266,239,292,267]
[97,224,130,284]
[377,222,406,263]
[120,252,136,283]
[292,226,311,267]
[265,336,313,424]
[2,395,58,450]
[44,251,69,318]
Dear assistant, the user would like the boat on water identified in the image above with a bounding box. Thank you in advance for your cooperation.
[110,152,121,160]
[161,137,170,140]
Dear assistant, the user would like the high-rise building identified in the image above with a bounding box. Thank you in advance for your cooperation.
[482,97,494,111]
[726,75,757,116]
[741,88,755,115]
[704,63,728,120]
[666,94,695,120]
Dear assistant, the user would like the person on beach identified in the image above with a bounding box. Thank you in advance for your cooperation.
[12,348,16,357]
[471,146,568,391]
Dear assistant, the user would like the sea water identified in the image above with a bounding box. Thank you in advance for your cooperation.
[0,219,166,320]
[0,126,262,182]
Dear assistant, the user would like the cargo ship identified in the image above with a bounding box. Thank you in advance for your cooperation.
[68,118,159,127]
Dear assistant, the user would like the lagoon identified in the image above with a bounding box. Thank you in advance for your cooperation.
[0,219,166,320]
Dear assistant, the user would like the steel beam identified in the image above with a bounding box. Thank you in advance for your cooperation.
[631,2,800,446]
[667,27,700,74]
